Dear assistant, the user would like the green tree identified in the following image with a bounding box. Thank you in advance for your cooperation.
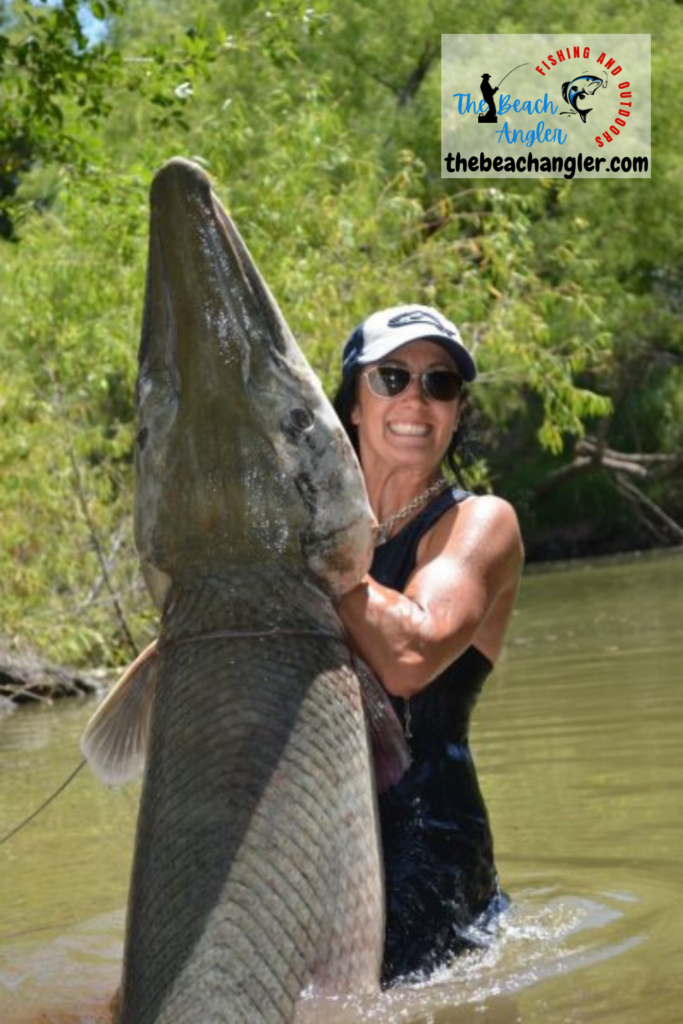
[1,0,681,665]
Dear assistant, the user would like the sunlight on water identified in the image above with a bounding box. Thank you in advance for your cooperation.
[1,552,682,1023]
[296,893,646,1023]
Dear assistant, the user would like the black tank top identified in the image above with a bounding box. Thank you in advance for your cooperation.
[371,486,502,984]
[371,486,493,755]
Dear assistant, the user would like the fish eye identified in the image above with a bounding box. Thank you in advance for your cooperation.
[282,406,315,444]
[290,407,314,431]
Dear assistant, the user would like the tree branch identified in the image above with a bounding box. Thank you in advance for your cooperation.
[65,442,139,659]
[48,372,139,659]
[576,436,678,467]
[614,474,683,543]
[534,435,682,543]
[397,39,438,107]
[534,456,593,498]
[343,37,438,108]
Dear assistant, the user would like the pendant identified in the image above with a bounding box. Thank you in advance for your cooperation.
[403,697,412,739]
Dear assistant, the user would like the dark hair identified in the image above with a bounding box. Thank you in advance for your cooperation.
[332,371,473,489]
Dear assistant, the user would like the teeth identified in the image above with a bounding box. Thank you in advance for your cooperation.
[388,422,430,437]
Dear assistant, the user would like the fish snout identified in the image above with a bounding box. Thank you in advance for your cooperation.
[150,157,213,216]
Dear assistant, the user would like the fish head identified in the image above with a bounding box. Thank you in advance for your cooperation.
[136,157,375,604]
[573,75,607,96]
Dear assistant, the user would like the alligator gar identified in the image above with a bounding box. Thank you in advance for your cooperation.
[82,157,405,1023]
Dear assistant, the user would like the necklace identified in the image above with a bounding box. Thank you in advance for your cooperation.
[375,477,448,546]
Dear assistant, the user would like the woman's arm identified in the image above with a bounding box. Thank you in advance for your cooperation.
[335,495,523,697]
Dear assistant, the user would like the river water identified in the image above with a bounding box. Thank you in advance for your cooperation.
[1,551,681,1023]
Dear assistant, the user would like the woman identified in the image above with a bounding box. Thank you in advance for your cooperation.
[333,303,524,985]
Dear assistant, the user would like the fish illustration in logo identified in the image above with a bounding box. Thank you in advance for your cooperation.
[560,74,607,123]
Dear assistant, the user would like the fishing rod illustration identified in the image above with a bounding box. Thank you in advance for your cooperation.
[495,62,530,90]
[479,63,529,123]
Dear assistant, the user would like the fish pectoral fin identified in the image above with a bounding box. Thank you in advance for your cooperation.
[81,638,159,784]
[353,657,411,793]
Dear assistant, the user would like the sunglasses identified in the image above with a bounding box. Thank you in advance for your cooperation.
[362,364,463,402]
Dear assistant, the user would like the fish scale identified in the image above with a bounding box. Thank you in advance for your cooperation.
[119,572,383,1022]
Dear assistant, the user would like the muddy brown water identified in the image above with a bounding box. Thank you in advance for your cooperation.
[1,551,681,1023]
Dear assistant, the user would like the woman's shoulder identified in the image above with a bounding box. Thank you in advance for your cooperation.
[459,491,520,527]
[439,489,521,535]
[420,490,524,569]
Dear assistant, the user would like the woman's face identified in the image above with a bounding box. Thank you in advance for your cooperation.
[350,340,463,474]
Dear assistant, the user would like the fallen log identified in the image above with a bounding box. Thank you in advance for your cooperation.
[0,640,108,706]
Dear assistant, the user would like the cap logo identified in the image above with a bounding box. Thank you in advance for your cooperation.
[386,309,457,338]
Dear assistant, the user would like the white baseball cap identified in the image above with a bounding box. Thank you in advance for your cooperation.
[342,303,476,382]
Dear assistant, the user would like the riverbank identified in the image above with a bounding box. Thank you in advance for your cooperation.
[0,640,111,708]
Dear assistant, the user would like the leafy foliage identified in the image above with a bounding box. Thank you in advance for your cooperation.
[1,0,681,663]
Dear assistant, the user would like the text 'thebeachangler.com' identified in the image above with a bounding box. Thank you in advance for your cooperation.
[444,151,649,180]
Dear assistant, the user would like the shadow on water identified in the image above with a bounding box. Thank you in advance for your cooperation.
[1,552,682,1022]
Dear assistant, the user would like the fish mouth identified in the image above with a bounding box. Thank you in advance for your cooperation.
[582,78,607,96]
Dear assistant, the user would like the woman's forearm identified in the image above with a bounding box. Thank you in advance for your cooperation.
[335,575,473,697]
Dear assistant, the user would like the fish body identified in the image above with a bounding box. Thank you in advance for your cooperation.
[561,74,607,122]
[123,567,382,1023]
[84,158,396,1022]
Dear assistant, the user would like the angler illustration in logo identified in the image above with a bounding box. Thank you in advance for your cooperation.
[478,64,530,124]
[479,74,498,122]
[560,74,608,123]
